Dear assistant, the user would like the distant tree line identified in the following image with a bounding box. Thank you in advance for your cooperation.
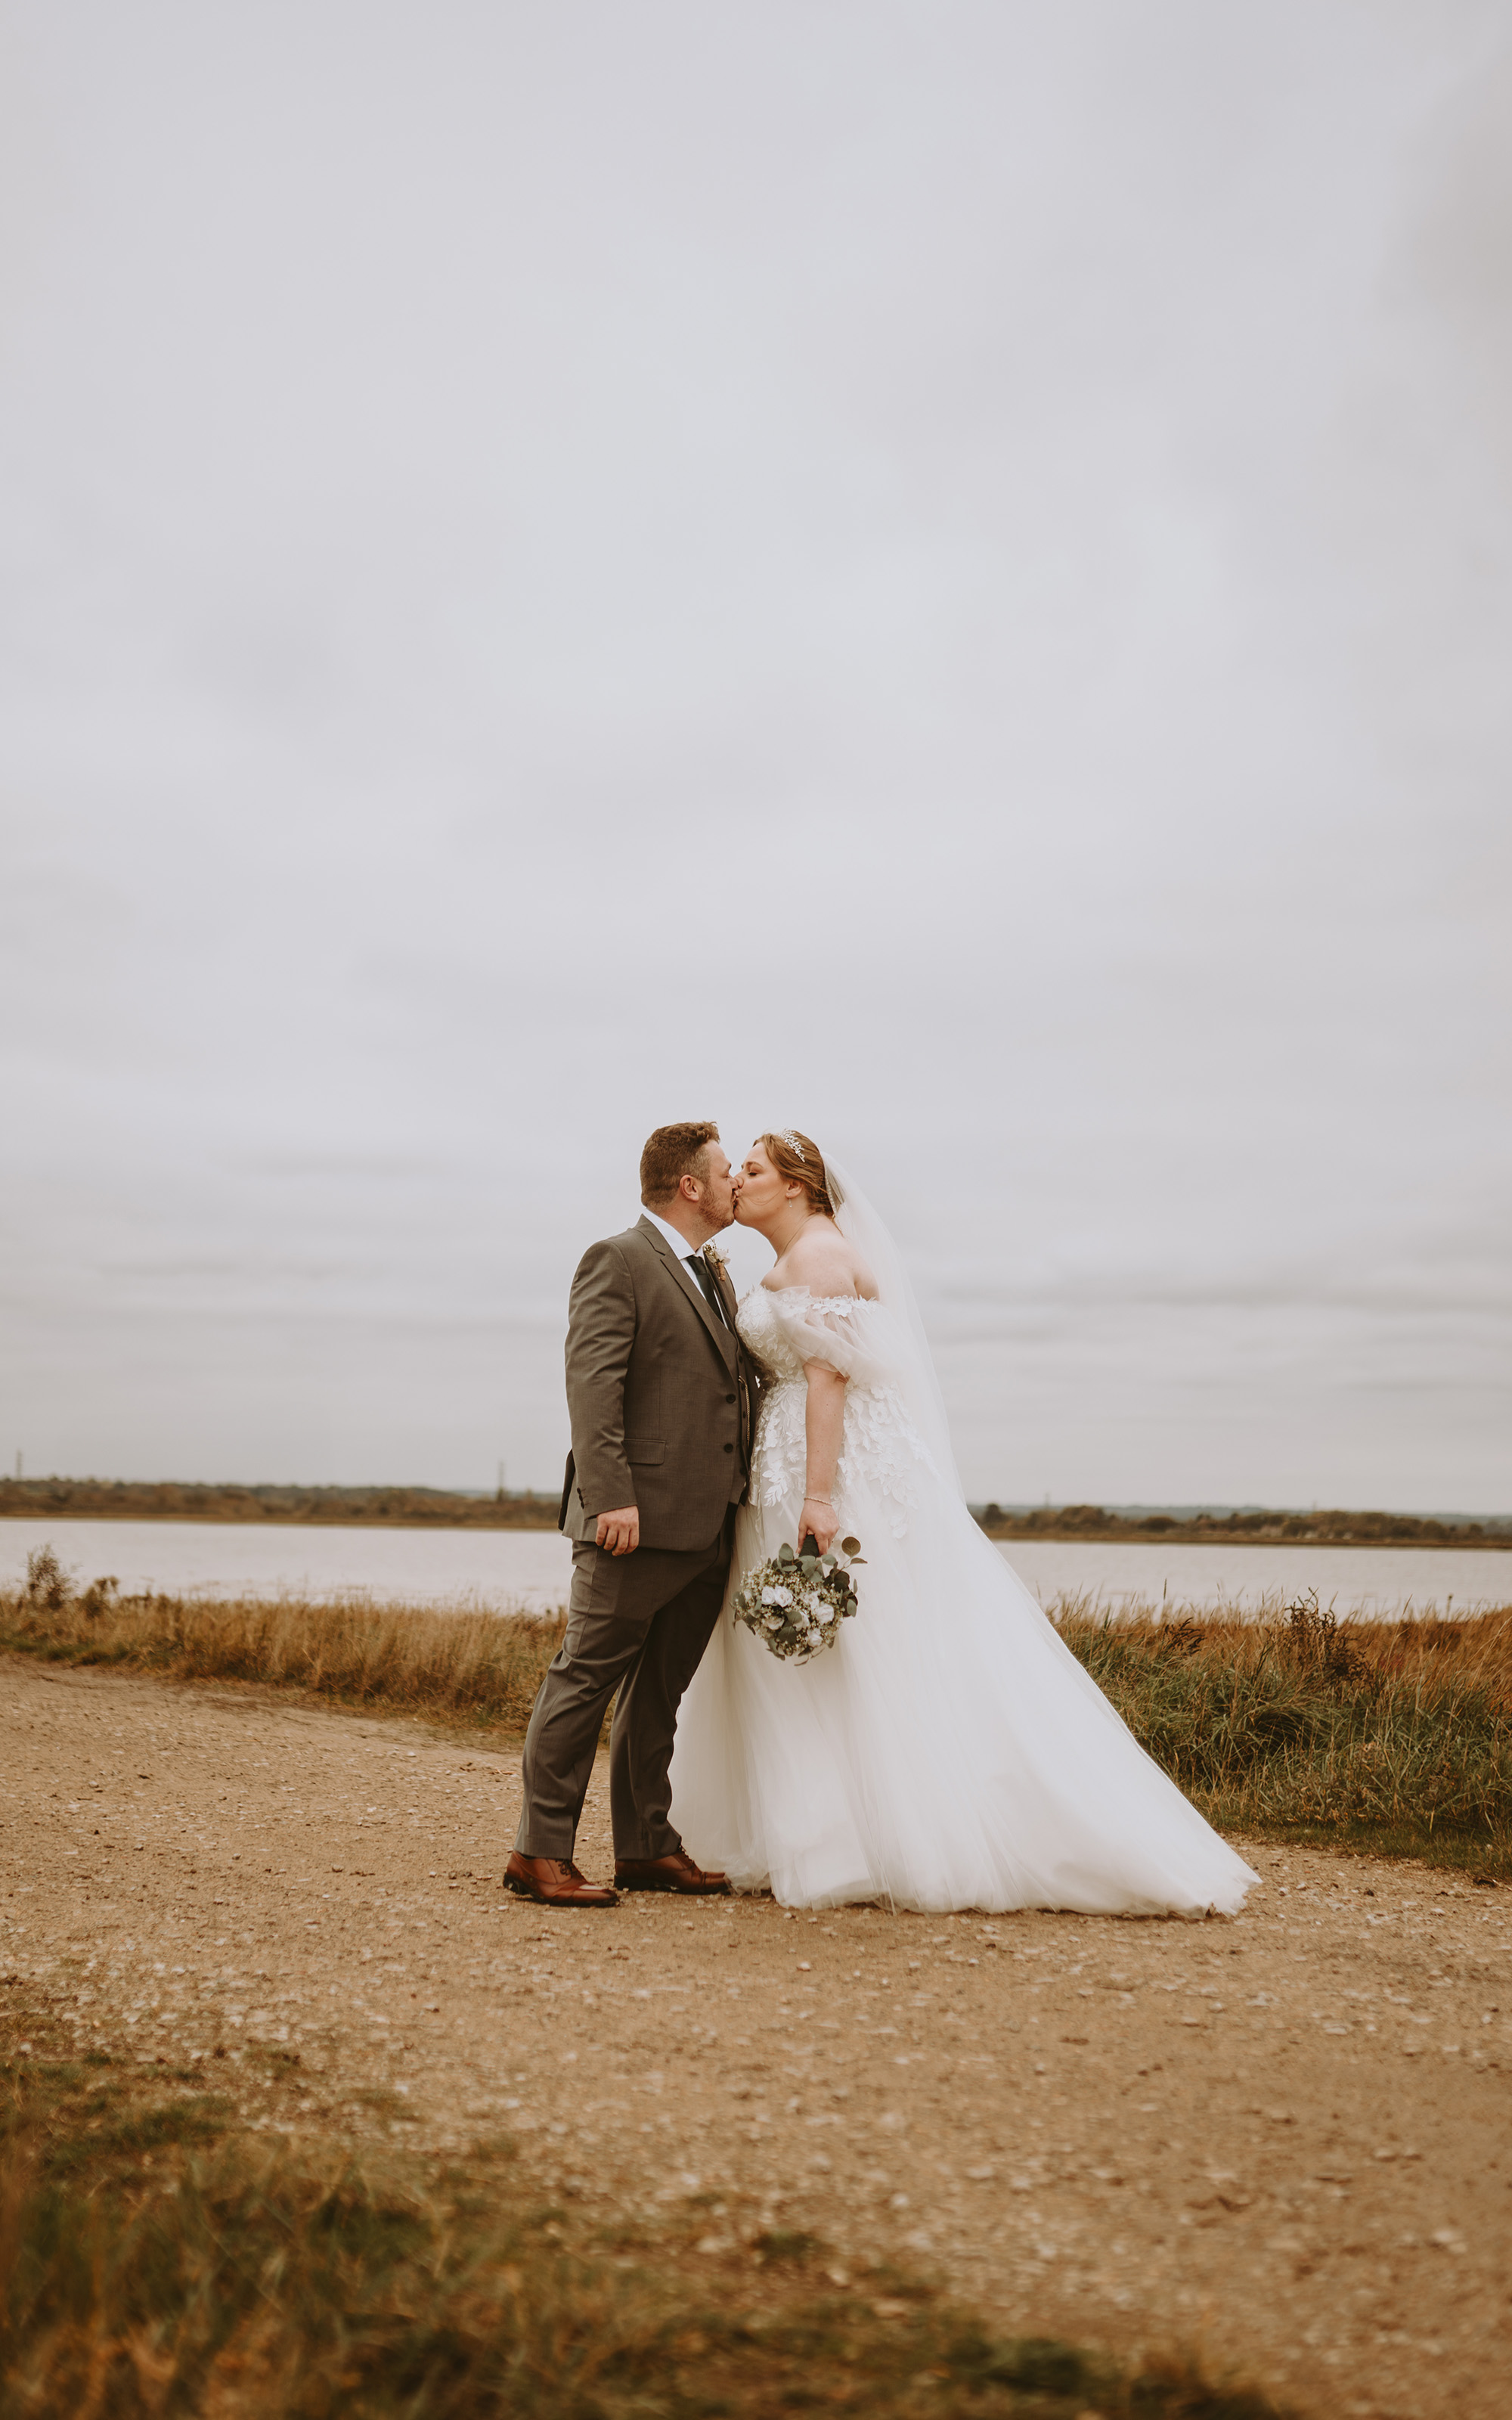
[0,1478,562,1529]
[2,1478,1504,1546]
[973,1504,1508,1547]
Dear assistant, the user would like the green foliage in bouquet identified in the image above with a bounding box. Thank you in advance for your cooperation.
[732,1534,865,1664]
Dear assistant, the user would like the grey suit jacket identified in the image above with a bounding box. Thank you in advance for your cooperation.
[558,1216,760,1552]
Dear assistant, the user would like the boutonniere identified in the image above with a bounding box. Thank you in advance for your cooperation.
[702,1239,729,1279]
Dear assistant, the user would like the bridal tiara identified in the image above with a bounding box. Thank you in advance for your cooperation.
[775,1129,806,1160]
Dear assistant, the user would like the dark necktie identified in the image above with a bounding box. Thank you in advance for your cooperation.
[686,1252,729,1328]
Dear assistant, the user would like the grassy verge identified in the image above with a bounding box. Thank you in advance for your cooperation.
[4,1565,1510,1877]
[0,1574,565,1735]
[2,2012,1297,2419]
[1063,1595,1512,1879]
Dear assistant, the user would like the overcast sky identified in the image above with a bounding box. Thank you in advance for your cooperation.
[3,2,1508,1509]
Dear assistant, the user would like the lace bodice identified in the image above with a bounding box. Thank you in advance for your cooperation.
[736,1285,935,1537]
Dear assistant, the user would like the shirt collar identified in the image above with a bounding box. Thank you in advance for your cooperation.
[642,1207,709,1271]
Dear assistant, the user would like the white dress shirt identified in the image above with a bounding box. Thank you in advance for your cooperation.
[640,1207,729,1323]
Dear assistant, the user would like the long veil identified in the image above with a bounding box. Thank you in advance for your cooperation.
[823,1153,965,1503]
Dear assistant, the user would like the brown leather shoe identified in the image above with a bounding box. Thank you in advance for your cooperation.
[505,1852,617,1907]
[614,1851,729,1895]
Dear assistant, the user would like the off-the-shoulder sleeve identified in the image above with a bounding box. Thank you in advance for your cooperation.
[766,1292,905,1386]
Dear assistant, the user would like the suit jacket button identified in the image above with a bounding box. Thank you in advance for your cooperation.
[723,1442,734,1453]
[725,1393,736,1404]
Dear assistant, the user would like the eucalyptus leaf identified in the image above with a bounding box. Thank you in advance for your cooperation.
[840,1537,862,1556]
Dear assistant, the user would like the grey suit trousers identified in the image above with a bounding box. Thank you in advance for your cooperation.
[513,1512,734,1862]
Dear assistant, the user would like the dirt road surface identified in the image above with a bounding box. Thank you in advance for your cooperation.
[4,1655,1509,2418]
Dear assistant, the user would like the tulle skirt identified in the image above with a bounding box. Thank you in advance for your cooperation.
[668,1468,1258,1917]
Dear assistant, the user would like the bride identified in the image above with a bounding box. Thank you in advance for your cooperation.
[668,1129,1258,1917]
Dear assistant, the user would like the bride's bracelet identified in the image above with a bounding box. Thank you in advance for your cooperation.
[803,1494,833,1506]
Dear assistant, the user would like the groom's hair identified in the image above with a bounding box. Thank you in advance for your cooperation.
[640,1121,720,1209]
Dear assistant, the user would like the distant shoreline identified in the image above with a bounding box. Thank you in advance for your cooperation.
[0,1480,562,1531]
[1,1478,1507,1548]
[978,1505,1510,1550]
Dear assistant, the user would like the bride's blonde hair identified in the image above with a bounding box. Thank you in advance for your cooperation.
[760,1130,835,1218]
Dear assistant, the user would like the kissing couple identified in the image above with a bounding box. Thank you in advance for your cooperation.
[506,1122,1257,1918]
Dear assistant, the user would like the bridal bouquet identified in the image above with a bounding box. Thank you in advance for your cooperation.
[732,1534,863,1665]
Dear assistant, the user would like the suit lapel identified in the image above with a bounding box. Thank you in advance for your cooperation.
[637,1218,736,1363]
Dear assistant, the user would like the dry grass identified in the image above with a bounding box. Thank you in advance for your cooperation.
[1056,1590,1512,1701]
[1060,1592,1512,1875]
[2,1561,568,1734]
[2,2017,1297,2420]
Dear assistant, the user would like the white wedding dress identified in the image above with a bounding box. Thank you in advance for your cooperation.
[669,1171,1258,1917]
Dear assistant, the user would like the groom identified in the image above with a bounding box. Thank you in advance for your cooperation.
[506,1122,758,1907]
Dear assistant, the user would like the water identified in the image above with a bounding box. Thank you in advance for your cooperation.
[3,1519,1507,1618]
[0,1519,577,1615]
[996,1538,1508,1618]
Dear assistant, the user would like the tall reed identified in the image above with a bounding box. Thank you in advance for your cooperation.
[1061,1593,1512,1844]
[2,1575,568,1732]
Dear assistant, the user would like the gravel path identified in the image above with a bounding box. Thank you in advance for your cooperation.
[5,1655,1509,2418]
